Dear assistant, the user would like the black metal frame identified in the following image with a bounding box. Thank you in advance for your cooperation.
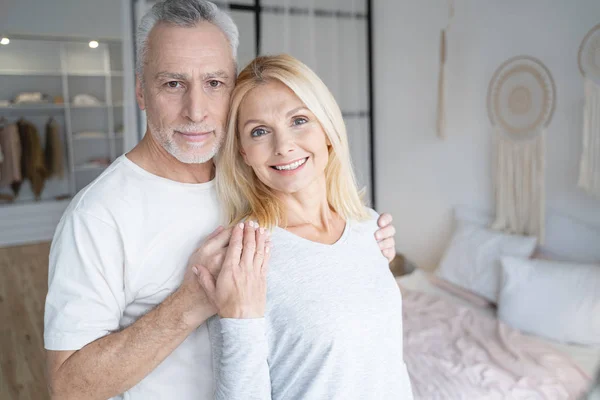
[366,0,376,208]
[131,0,376,207]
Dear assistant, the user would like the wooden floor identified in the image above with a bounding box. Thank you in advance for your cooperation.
[0,242,51,400]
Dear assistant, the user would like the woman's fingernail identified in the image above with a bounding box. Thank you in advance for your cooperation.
[192,266,199,275]
[238,222,244,229]
[260,227,265,234]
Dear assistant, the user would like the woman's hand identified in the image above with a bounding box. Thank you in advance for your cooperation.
[196,221,271,319]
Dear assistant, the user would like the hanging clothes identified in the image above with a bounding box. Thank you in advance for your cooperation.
[17,119,47,200]
[45,118,65,179]
[0,118,4,182]
[0,141,3,181]
[0,122,23,191]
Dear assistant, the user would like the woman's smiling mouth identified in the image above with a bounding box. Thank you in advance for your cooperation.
[271,157,309,171]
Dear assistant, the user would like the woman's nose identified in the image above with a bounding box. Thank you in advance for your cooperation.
[274,132,295,156]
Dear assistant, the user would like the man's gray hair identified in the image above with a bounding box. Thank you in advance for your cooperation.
[136,0,239,78]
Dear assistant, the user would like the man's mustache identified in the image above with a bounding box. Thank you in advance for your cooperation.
[173,124,217,133]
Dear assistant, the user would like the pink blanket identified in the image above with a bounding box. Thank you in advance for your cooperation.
[400,287,590,400]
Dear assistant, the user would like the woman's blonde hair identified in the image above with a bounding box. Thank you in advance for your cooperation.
[216,54,368,228]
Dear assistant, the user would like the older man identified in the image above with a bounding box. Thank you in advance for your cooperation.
[44,1,397,399]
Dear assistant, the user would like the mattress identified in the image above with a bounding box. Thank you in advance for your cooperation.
[397,269,495,315]
[397,269,600,378]
[397,269,599,399]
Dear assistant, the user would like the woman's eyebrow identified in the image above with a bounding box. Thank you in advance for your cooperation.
[242,106,309,129]
[286,106,309,118]
[242,119,266,129]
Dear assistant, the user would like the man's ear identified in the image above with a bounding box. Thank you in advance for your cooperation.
[135,77,146,110]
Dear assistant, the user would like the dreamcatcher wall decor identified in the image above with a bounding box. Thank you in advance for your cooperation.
[487,56,556,243]
[577,23,600,198]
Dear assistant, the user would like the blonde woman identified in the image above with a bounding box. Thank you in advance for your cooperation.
[200,54,413,399]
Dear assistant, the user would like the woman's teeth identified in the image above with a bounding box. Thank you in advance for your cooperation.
[273,158,307,171]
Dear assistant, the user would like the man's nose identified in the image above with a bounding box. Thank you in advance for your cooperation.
[183,86,209,123]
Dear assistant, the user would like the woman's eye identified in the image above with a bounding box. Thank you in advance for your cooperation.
[293,117,308,126]
[166,81,182,89]
[251,128,267,138]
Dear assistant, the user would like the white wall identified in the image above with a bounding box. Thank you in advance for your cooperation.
[374,0,600,270]
[0,0,122,40]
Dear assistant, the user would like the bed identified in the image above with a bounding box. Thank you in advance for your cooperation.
[396,208,600,400]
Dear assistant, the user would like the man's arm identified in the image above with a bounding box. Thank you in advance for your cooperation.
[47,272,212,399]
[45,212,231,400]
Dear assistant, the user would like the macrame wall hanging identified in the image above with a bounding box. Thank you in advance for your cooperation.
[487,56,556,243]
[577,23,600,198]
[436,0,454,139]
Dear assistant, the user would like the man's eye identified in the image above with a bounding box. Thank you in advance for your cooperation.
[251,128,267,138]
[208,80,222,88]
[166,81,182,89]
[293,117,308,126]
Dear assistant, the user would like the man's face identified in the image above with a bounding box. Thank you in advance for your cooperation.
[136,21,236,164]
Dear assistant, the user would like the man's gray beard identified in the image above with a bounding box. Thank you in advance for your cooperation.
[149,122,224,164]
[164,133,223,164]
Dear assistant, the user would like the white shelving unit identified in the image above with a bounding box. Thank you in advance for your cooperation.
[0,36,124,199]
[0,35,125,246]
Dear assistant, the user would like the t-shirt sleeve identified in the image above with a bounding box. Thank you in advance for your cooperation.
[44,209,126,351]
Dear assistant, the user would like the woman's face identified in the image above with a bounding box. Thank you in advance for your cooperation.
[237,80,330,195]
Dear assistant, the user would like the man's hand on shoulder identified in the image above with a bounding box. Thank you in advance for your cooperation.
[189,225,232,278]
[375,213,396,263]
[175,225,233,328]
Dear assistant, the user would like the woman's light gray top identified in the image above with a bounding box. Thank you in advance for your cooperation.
[207,211,413,400]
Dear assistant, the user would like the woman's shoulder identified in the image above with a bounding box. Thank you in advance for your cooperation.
[363,207,380,221]
[348,207,380,235]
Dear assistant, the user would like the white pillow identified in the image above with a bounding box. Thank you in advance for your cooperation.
[498,257,600,346]
[435,220,537,303]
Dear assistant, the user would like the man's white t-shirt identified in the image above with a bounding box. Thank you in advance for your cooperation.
[44,155,220,399]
